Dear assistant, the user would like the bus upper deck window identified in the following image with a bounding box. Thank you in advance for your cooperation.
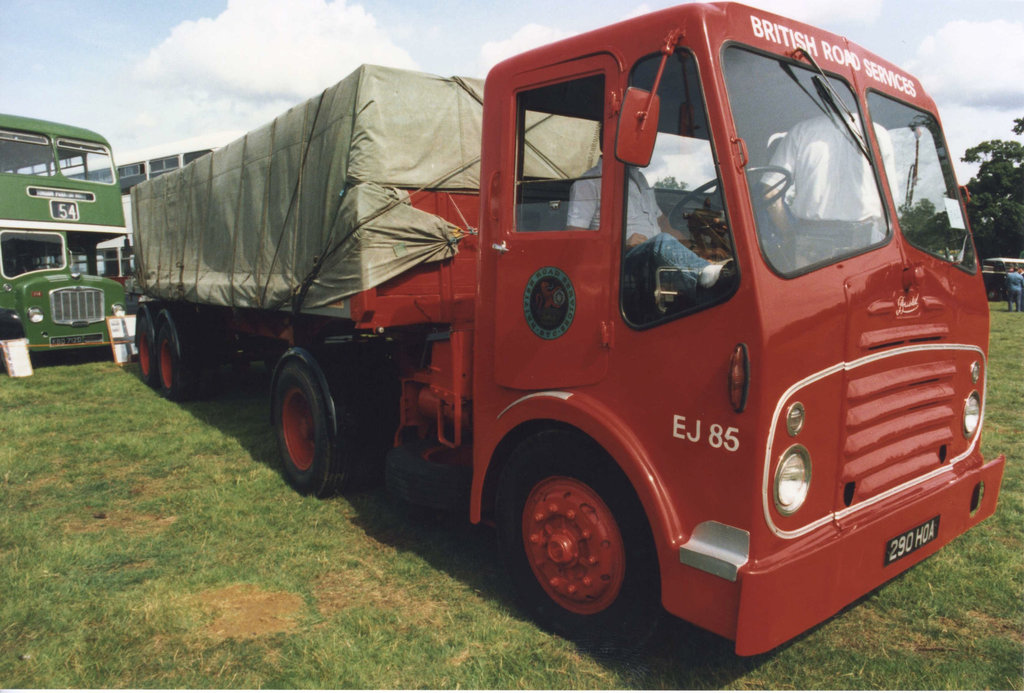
[0,130,56,177]
[56,139,116,184]
[723,47,890,277]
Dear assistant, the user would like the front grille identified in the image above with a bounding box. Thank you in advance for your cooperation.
[840,358,958,504]
[49,287,104,325]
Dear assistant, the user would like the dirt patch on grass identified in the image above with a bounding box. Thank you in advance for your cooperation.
[195,584,304,641]
[314,569,443,625]
[64,510,177,535]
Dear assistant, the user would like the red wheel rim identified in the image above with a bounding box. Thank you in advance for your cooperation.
[139,331,151,376]
[159,338,173,390]
[522,476,626,615]
[281,387,315,471]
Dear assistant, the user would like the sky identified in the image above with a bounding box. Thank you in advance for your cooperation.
[2,0,1023,182]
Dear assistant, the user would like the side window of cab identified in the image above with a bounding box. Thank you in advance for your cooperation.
[619,49,737,326]
[514,75,604,232]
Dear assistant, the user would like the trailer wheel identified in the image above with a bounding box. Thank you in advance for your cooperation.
[271,358,349,497]
[495,430,661,653]
[156,318,199,401]
[135,305,159,388]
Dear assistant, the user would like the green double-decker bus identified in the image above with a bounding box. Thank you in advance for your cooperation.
[0,114,128,353]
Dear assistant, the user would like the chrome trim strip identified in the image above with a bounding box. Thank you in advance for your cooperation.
[678,521,750,581]
[496,390,573,420]
[762,343,987,540]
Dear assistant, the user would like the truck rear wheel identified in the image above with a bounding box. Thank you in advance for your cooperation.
[156,318,199,401]
[135,305,160,388]
[271,358,351,497]
[495,430,662,653]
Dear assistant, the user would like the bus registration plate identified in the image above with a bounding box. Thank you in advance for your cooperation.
[50,333,103,346]
[884,516,939,566]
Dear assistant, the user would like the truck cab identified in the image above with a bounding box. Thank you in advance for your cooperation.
[470,2,1003,655]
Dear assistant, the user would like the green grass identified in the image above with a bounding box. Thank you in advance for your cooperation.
[0,314,1021,689]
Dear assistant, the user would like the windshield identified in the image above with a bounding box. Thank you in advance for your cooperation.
[723,47,890,276]
[1,231,66,278]
[56,138,116,184]
[0,129,56,176]
[866,93,975,270]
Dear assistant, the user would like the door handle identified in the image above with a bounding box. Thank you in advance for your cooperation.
[491,241,509,254]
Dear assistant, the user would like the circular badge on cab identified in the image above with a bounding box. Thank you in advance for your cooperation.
[523,266,576,340]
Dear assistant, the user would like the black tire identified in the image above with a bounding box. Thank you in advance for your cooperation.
[155,318,199,401]
[271,358,352,497]
[135,305,160,389]
[495,429,662,654]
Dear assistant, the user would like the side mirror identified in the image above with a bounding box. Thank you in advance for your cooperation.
[615,87,660,167]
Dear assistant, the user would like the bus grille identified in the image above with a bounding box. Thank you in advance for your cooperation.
[50,287,105,325]
[840,357,957,505]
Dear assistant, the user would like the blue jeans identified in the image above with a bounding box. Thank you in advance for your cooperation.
[624,233,709,302]
[1009,287,1022,312]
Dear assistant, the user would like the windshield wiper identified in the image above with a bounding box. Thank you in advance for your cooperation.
[794,47,872,161]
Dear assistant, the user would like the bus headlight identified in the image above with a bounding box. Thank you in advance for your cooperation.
[774,445,811,516]
[963,391,981,438]
[111,303,126,317]
[27,307,44,323]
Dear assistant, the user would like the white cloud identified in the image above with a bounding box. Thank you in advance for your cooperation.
[479,24,573,74]
[120,0,417,152]
[908,19,1024,110]
[135,0,417,101]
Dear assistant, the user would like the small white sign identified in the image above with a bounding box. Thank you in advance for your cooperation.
[1,339,33,377]
[944,197,966,230]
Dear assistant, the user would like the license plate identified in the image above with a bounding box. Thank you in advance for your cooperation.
[884,516,940,566]
[50,333,103,346]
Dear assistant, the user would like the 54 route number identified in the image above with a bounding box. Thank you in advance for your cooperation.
[50,200,80,221]
[672,415,740,452]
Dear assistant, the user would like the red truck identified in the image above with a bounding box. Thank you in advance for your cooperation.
[131,2,1005,656]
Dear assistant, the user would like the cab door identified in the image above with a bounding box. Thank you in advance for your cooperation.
[491,55,619,390]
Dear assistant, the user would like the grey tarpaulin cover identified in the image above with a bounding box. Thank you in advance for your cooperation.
[131,64,598,312]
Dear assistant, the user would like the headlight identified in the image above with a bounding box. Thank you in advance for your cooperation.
[111,303,126,317]
[963,391,981,438]
[27,307,44,323]
[774,445,811,516]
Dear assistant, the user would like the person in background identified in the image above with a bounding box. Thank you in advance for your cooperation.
[1005,267,1023,312]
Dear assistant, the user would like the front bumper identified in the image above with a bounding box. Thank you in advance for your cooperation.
[730,452,1004,655]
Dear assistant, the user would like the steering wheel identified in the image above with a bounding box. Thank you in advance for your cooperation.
[745,165,793,205]
[666,178,722,230]
[746,165,796,273]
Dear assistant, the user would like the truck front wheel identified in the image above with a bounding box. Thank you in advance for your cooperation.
[271,358,350,497]
[495,430,662,652]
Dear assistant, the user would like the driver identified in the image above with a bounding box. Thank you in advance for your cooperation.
[567,157,723,298]
[762,115,892,243]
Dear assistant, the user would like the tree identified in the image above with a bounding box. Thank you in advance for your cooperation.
[962,118,1024,259]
